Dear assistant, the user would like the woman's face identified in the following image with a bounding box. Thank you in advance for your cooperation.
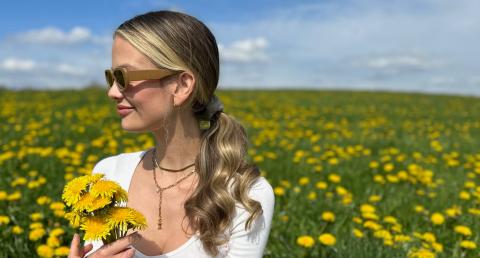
[108,35,177,132]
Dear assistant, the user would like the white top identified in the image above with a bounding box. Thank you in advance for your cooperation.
[84,148,275,258]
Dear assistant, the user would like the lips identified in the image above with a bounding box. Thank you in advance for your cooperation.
[116,104,135,117]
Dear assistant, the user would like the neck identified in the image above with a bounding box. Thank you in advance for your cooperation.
[151,108,202,174]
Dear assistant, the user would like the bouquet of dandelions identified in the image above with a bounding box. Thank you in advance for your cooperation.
[62,173,147,244]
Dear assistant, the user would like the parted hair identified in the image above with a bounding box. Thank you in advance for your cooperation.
[114,10,263,256]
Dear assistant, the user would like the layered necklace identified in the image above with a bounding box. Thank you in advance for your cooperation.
[151,147,196,230]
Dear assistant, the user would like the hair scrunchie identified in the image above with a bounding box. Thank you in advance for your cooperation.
[193,94,224,130]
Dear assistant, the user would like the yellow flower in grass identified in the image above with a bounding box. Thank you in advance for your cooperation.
[107,207,147,233]
[460,240,476,249]
[318,233,336,246]
[37,244,54,258]
[408,248,435,258]
[430,213,444,225]
[54,246,70,256]
[360,204,376,213]
[0,216,10,225]
[50,228,65,237]
[296,235,315,248]
[454,225,472,237]
[81,216,112,241]
[30,212,43,221]
[273,187,285,196]
[321,211,335,222]
[432,242,443,253]
[50,202,65,210]
[47,236,60,248]
[352,228,364,238]
[29,228,46,241]
[12,225,24,234]
[30,222,43,229]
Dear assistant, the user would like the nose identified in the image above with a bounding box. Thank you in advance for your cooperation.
[107,81,124,100]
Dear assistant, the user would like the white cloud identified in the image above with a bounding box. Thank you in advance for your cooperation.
[0,58,36,71]
[56,64,87,76]
[218,37,269,63]
[7,26,108,45]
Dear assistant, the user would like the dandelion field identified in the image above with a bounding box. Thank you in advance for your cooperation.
[1,88,480,257]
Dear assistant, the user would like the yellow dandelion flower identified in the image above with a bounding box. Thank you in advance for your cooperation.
[50,228,65,237]
[296,235,315,248]
[64,211,82,228]
[460,240,476,249]
[30,212,43,221]
[54,246,70,256]
[422,232,436,243]
[432,242,443,253]
[127,209,147,230]
[0,216,10,225]
[298,176,310,185]
[107,207,132,233]
[454,225,472,237]
[430,213,445,225]
[315,181,328,190]
[328,174,341,183]
[321,211,335,222]
[12,225,24,234]
[90,180,123,199]
[62,176,92,206]
[29,222,43,229]
[37,196,52,205]
[73,192,111,213]
[37,244,54,258]
[274,187,285,196]
[29,228,46,241]
[408,248,435,258]
[353,228,364,238]
[318,233,336,246]
[49,202,65,210]
[81,216,112,241]
[113,188,128,203]
[360,204,376,213]
[47,236,60,248]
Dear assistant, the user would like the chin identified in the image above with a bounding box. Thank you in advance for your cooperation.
[120,119,150,133]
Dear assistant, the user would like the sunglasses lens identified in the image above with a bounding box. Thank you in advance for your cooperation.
[113,69,126,90]
[105,70,114,87]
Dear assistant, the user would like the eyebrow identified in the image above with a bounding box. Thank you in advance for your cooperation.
[111,64,137,70]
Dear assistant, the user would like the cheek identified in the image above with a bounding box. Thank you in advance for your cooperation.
[133,89,172,122]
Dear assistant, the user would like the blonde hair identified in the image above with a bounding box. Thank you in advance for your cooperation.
[115,10,263,256]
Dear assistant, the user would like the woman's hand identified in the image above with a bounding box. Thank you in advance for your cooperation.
[68,232,139,258]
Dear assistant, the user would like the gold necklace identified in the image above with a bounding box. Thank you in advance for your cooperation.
[151,148,196,230]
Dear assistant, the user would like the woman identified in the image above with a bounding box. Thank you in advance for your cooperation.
[68,10,275,258]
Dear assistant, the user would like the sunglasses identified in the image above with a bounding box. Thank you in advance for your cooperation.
[104,67,180,92]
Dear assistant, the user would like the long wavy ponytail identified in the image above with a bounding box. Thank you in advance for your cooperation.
[114,10,263,256]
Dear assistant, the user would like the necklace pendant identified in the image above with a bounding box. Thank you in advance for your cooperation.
[156,188,160,193]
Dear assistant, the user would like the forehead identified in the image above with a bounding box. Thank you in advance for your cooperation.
[111,36,154,70]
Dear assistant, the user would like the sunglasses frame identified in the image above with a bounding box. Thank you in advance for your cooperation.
[105,67,180,92]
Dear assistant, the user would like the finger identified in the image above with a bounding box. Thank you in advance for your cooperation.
[82,243,93,255]
[117,248,135,258]
[69,233,81,256]
[101,232,139,255]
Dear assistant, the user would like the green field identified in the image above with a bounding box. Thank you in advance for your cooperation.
[1,88,480,257]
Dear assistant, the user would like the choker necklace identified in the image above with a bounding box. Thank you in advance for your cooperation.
[151,147,196,230]
[152,148,195,172]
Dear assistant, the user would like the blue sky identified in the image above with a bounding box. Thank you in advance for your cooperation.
[1,0,479,96]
